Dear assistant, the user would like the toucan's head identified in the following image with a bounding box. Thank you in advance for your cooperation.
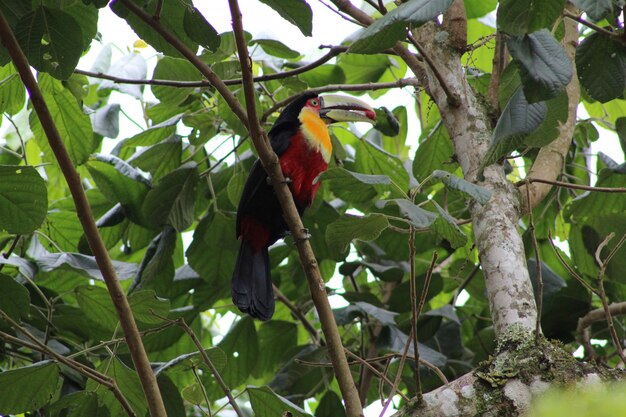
[273,92,377,127]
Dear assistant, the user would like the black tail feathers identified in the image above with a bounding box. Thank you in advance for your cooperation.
[231,241,275,320]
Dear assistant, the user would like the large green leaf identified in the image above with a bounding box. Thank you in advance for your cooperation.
[571,0,612,20]
[128,135,182,181]
[507,29,572,103]
[251,39,301,59]
[325,214,389,257]
[0,361,59,414]
[14,6,84,79]
[30,75,95,166]
[183,7,220,52]
[413,122,455,182]
[0,273,30,320]
[464,0,497,19]
[131,226,177,294]
[524,91,569,147]
[0,165,47,234]
[431,200,467,248]
[482,88,547,167]
[111,0,197,57]
[87,357,148,417]
[384,199,437,228]
[248,386,312,417]
[218,317,259,387]
[258,0,313,36]
[320,167,390,204]
[497,0,565,35]
[315,391,347,417]
[142,162,198,231]
[355,138,409,192]
[576,32,626,103]
[152,58,202,106]
[0,63,25,116]
[350,0,454,54]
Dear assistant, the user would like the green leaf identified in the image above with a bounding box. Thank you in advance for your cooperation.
[30,75,95,165]
[48,391,102,417]
[128,136,182,181]
[14,6,84,79]
[254,321,298,377]
[87,357,148,417]
[432,170,491,204]
[320,167,390,204]
[298,65,345,88]
[413,122,455,182]
[186,212,238,289]
[0,273,30,320]
[483,88,547,167]
[0,63,25,116]
[86,155,151,225]
[183,7,220,52]
[155,347,227,375]
[355,139,409,192]
[227,170,247,208]
[36,250,137,282]
[0,361,59,414]
[384,199,437,227]
[576,32,626,103]
[131,226,176,294]
[326,214,389,256]
[0,165,47,234]
[75,285,119,331]
[525,91,569,147]
[127,290,171,325]
[90,103,120,138]
[218,317,259,387]
[497,0,565,35]
[152,58,202,106]
[111,0,197,57]
[252,39,301,59]
[571,0,612,21]
[350,0,454,54]
[316,391,347,417]
[118,115,181,150]
[248,386,312,417]
[507,30,572,103]
[258,0,313,37]
[337,54,394,84]
[335,301,398,326]
[431,200,467,248]
[142,162,198,231]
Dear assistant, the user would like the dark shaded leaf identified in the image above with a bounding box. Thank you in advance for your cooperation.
[497,0,565,35]
[525,91,569,147]
[258,0,313,36]
[154,347,227,376]
[571,0,612,20]
[576,32,626,103]
[183,7,220,52]
[0,361,59,414]
[431,200,467,248]
[377,326,447,367]
[483,88,547,167]
[248,386,312,417]
[0,273,29,320]
[507,29,572,103]
[334,302,398,326]
[14,6,84,79]
[218,317,259,387]
[315,390,347,417]
[0,165,47,234]
[320,167,390,204]
[142,162,198,231]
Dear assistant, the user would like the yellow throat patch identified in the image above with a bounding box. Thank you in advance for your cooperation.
[299,107,332,163]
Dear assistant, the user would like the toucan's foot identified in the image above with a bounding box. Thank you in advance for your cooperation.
[266,176,293,185]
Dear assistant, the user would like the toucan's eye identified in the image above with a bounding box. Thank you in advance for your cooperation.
[309,98,319,107]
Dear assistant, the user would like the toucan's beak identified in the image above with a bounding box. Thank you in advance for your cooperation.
[319,94,377,124]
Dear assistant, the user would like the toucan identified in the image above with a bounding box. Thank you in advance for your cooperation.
[232,92,376,320]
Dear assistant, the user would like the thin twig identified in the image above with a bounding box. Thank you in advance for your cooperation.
[0,235,21,273]
[408,33,461,107]
[594,233,626,365]
[273,285,320,344]
[344,349,410,401]
[563,9,620,38]
[408,226,421,400]
[518,177,626,193]
[0,10,166,417]
[74,47,346,88]
[379,327,413,417]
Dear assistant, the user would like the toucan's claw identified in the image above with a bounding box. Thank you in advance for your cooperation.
[266,176,293,185]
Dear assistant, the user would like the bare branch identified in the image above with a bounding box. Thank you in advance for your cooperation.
[518,177,626,193]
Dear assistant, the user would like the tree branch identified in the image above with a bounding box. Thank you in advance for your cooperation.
[519,5,580,212]
[74,46,346,88]
[0,10,167,417]
[517,177,626,193]
[227,1,363,415]
[273,284,320,344]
